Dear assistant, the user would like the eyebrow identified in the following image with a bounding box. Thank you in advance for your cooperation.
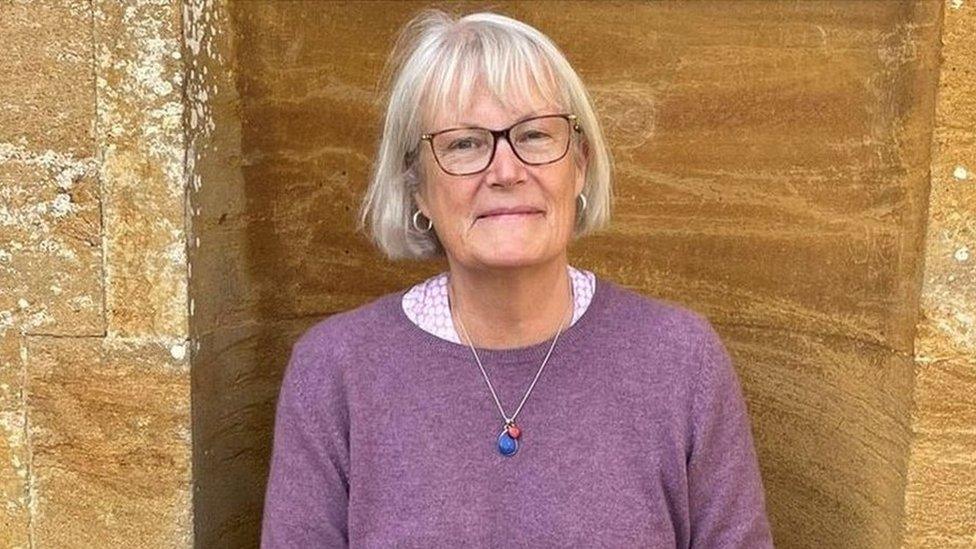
[455,110,561,129]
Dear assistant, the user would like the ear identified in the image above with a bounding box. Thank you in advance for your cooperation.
[573,139,589,197]
[413,190,428,217]
[409,159,430,217]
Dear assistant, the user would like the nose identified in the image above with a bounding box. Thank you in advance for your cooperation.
[486,135,527,186]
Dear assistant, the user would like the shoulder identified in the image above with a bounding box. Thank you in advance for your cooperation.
[284,289,404,386]
[298,290,401,350]
[596,276,716,353]
[600,280,739,424]
[593,277,725,440]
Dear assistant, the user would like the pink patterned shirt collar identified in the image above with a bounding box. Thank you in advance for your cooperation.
[401,265,597,344]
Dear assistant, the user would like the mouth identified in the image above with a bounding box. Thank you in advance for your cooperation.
[476,211,544,221]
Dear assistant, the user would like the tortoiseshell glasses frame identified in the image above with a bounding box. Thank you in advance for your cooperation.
[419,113,582,176]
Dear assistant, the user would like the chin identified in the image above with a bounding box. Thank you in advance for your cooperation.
[472,245,554,269]
[479,257,540,269]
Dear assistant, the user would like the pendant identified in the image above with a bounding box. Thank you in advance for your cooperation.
[497,421,522,457]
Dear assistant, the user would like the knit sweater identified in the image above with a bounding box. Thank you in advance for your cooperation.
[260,276,774,548]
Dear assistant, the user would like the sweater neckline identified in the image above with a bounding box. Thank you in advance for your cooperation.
[389,273,611,365]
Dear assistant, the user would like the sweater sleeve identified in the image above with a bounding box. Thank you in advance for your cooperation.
[261,332,350,548]
[686,318,774,548]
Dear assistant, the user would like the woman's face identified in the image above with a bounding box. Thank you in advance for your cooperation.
[413,88,587,271]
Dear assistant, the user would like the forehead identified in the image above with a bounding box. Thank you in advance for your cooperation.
[427,86,562,130]
[420,55,569,131]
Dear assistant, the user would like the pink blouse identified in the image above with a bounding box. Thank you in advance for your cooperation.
[400,265,597,344]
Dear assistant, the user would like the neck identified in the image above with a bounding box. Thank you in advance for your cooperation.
[447,256,574,350]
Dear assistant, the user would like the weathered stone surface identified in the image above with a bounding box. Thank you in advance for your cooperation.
[0,331,30,549]
[0,0,102,338]
[725,325,914,548]
[26,335,191,548]
[0,1,102,546]
[0,0,192,547]
[94,0,188,339]
[0,0,94,155]
[193,321,296,549]
[184,0,281,547]
[903,1,976,547]
[0,160,102,338]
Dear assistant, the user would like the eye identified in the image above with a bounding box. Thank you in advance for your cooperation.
[447,137,485,151]
[518,130,552,142]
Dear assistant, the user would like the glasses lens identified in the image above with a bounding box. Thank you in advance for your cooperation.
[428,116,573,175]
[431,128,492,175]
[511,116,571,164]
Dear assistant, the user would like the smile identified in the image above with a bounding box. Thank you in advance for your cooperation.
[477,212,544,221]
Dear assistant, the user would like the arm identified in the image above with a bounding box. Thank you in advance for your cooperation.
[261,332,350,548]
[687,317,774,548]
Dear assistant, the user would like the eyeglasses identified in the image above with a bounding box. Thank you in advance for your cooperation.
[420,113,581,176]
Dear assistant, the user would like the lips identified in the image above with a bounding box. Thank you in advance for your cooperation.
[477,206,544,219]
[480,212,542,220]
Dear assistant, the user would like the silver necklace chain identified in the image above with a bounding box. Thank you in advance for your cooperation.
[449,272,574,427]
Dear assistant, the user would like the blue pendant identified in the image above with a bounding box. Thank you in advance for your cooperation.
[497,430,519,456]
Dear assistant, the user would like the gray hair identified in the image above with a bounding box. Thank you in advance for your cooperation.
[357,8,614,260]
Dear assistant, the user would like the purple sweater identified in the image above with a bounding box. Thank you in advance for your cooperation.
[260,276,774,548]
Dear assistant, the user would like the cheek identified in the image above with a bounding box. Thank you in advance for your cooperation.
[435,187,467,215]
[428,185,476,234]
[554,171,578,210]
[436,181,478,214]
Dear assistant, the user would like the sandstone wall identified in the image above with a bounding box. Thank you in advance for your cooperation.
[903,0,976,546]
[1,0,191,547]
[0,1,972,548]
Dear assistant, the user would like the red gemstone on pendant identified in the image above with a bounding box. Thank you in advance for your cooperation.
[507,424,521,439]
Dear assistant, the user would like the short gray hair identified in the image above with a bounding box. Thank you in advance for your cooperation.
[357,8,614,260]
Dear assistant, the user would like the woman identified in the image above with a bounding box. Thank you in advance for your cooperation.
[262,9,773,548]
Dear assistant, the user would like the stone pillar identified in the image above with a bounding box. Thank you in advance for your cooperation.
[0,1,191,547]
[903,1,976,547]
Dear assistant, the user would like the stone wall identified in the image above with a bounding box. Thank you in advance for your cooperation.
[0,0,190,547]
[0,1,971,548]
[904,0,976,546]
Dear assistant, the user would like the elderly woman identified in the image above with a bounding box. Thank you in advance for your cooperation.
[261,9,773,549]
